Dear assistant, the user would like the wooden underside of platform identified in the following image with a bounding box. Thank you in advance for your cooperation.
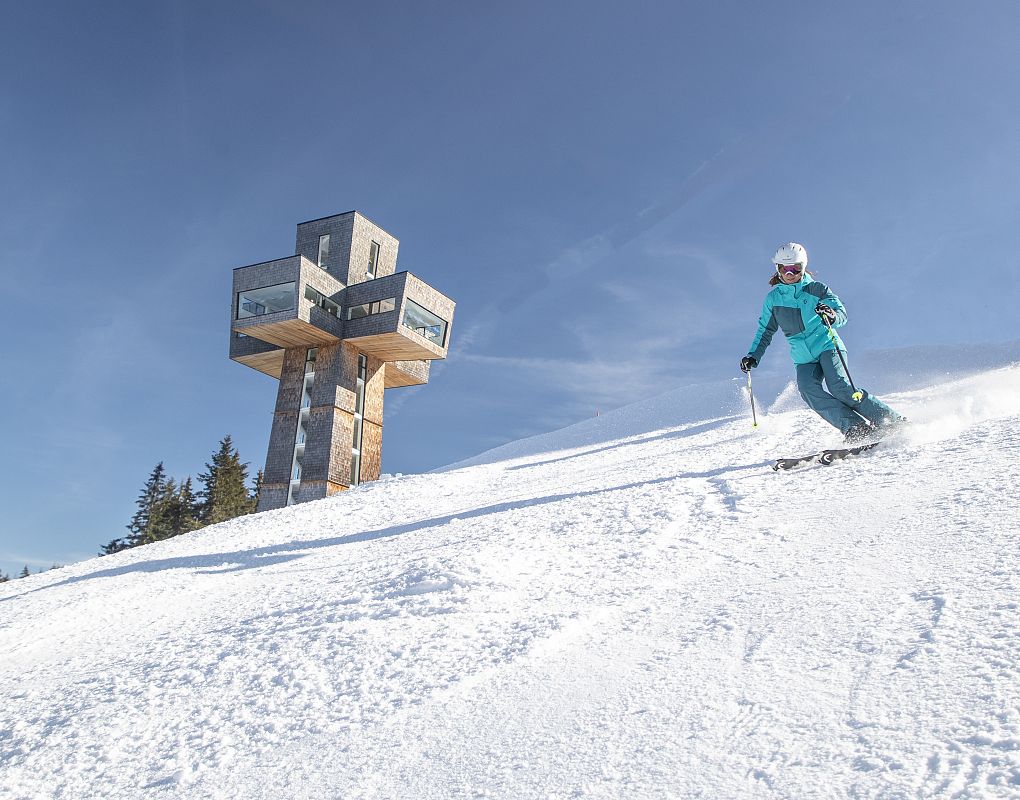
[233,318,341,349]
[384,362,428,388]
[232,349,285,379]
[348,330,444,362]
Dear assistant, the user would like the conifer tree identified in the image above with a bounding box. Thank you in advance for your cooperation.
[0,571,9,583]
[251,469,264,511]
[149,477,203,541]
[174,477,203,536]
[99,537,129,555]
[126,462,169,548]
[143,477,178,544]
[19,565,30,579]
[198,435,255,524]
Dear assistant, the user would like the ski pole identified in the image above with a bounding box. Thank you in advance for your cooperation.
[823,320,864,402]
[746,370,758,428]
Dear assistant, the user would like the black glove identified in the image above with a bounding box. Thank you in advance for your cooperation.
[740,356,757,373]
[815,303,837,325]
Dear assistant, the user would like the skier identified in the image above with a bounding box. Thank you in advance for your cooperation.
[740,242,906,443]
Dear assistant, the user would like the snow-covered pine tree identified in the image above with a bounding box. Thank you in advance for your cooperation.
[198,435,255,525]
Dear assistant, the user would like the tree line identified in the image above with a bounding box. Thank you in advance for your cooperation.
[0,564,62,583]
[99,435,262,555]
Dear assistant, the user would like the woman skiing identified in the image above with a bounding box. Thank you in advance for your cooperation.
[740,242,905,443]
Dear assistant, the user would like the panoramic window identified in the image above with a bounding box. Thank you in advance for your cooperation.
[367,241,380,277]
[402,299,448,346]
[317,234,330,269]
[236,282,295,319]
[304,285,340,317]
[347,297,396,321]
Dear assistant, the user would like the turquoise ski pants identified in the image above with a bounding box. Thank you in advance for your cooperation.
[796,350,900,434]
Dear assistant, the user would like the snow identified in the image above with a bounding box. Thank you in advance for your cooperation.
[2,346,1020,799]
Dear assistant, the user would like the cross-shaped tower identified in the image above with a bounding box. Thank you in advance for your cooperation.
[229,211,455,510]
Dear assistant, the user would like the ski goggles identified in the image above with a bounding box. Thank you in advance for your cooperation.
[777,263,804,276]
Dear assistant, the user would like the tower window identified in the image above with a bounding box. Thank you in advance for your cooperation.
[317,234,330,269]
[402,299,448,346]
[346,297,395,320]
[351,354,367,486]
[367,241,380,278]
[304,285,340,317]
[237,282,295,319]
[288,360,316,506]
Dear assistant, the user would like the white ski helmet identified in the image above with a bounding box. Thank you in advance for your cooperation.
[772,242,808,268]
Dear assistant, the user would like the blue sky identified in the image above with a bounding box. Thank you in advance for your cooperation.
[2,1,1018,575]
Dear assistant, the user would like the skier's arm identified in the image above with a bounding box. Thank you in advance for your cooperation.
[808,283,848,328]
[748,296,778,363]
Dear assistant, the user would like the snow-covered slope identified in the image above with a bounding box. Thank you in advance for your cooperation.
[3,353,1020,799]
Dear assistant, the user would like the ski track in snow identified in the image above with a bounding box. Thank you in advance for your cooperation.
[1,366,1020,799]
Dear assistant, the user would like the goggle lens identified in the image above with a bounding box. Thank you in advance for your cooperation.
[778,264,803,275]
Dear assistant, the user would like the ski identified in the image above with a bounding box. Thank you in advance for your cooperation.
[773,442,880,472]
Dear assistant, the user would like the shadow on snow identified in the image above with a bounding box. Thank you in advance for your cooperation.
[4,453,770,601]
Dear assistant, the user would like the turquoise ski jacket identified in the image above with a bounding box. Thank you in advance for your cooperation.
[747,273,847,366]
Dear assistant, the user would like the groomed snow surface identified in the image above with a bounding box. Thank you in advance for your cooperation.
[3,353,1020,799]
